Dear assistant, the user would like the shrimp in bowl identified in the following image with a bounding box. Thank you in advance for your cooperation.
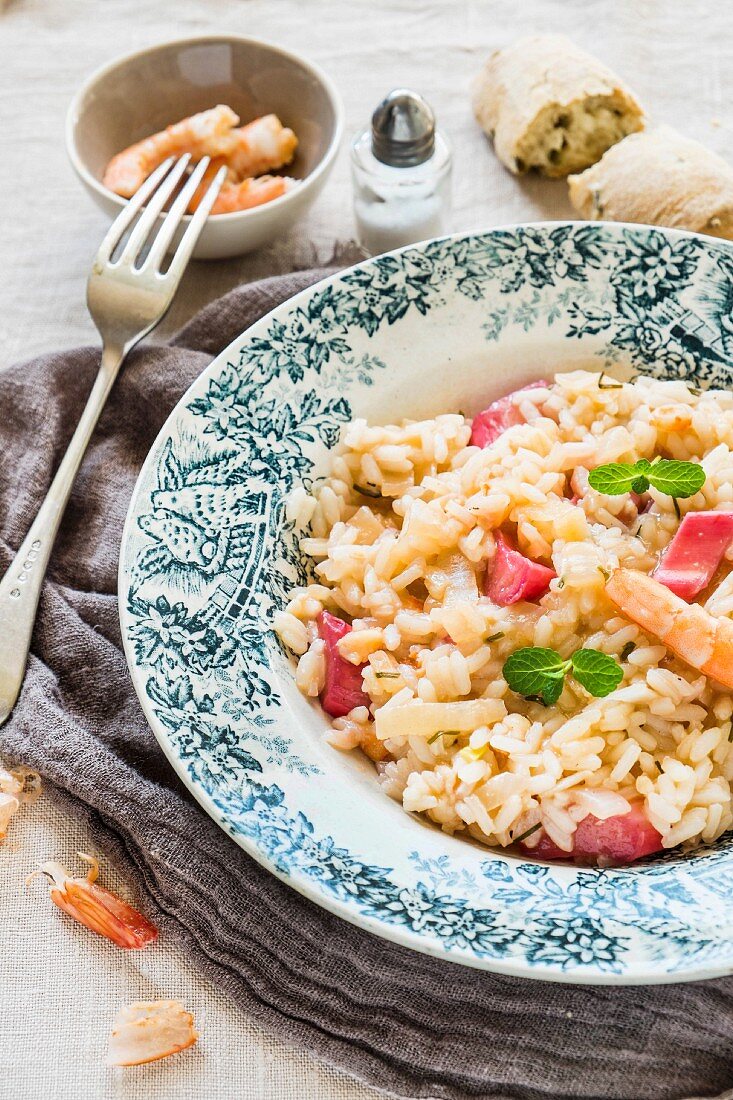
[102,104,298,215]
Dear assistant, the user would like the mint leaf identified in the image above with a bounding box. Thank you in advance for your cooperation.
[645,459,706,499]
[587,463,640,495]
[503,647,569,704]
[571,649,623,697]
[537,675,565,706]
[588,457,706,500]
[504,647,625,705]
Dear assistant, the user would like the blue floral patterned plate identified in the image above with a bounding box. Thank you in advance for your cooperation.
[120,223,733,984]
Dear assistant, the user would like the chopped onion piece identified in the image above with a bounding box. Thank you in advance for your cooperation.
[425,553,479,605]
[375,698,506,740]
[571,788,631,822]
[443,554,480,606]
[108,1000,198,1066]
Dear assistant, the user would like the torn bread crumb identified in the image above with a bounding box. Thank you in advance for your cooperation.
[472,34,645,178]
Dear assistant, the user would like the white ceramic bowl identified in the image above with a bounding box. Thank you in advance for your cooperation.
[66,36,344,260]
[120,223,733,983]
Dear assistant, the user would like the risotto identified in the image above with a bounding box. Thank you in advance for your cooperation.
[275,370,733,865]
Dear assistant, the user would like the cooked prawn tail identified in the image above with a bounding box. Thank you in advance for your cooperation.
[605,567,733,689]
[210,175,296,215]
[186,156,233,213]
[103,104,240,197]
[226,113,298,178]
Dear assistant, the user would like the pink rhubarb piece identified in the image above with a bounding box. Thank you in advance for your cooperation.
[317,612,370,718]
[470,381,548,448]
[653,510,733,600]
[522,803,663,865]
[484,531,555,606]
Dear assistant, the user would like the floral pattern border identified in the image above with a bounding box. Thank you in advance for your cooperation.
[121,224,733,979]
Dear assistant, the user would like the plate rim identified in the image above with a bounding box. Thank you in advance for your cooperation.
[119,221,733,984]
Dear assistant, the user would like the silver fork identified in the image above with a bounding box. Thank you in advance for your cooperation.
[0,155,226,725]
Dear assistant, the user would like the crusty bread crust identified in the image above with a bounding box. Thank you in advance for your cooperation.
[472,34,645,178]
[568,126,733,240]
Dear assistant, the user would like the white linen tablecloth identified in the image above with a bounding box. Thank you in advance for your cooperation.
[1,0,731,1096]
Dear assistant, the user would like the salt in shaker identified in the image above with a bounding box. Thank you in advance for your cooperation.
[351,89,452,255]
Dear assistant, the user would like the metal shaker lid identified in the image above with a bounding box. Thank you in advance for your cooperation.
[371,89,435,167]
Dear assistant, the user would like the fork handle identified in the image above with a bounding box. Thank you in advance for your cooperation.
[0,343,124,723]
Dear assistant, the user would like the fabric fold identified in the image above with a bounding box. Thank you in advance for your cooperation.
[2,268,733,1100]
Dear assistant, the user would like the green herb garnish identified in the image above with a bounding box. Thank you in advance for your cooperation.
[353,482,382,498]
[557,577,565,590]
[620,641,636,662]
[597,371,623,390]
[502,648,568,705]
[570,648,625,697]
[428,730,457,745]
[587,457,705,500]
[513,822,542,844]
[486,631,505,643]
[503,646,623,705]
[374,672,400,679]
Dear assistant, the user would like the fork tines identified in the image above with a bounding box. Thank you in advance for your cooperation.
[97,155,226,275]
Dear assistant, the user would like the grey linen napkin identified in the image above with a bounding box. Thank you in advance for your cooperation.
[2,268,733,1100]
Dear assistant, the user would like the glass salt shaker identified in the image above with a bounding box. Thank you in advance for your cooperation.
[350,89,452,255]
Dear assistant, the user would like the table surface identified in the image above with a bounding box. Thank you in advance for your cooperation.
[1,0,731,1096]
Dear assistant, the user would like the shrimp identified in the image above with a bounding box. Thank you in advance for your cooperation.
[108,1001,197,1066]
[188,169,294,215]
[225,113,298,178]
[605,567,733,688]
[103,104,240,197]
[29,852,158,948]
[210,175,293,215]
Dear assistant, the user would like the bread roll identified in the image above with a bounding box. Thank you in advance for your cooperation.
[472,35,645,178]
[568,126,733,240]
